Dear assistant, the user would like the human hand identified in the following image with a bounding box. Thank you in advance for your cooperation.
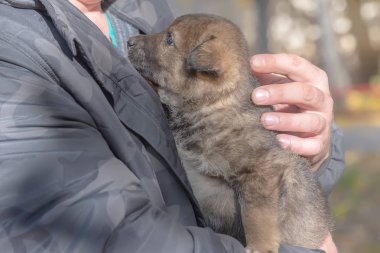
[250,54,333,172]
[320,232,338,253]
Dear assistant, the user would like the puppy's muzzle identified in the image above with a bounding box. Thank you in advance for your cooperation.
[127,38,137,49]
[127,36,144,63]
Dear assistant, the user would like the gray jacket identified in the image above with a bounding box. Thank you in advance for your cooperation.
[0,0,344,252]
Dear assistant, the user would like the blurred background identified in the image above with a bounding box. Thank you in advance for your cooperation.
[166,0,380,252]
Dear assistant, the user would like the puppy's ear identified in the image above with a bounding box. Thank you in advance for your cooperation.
[186,35,223,77]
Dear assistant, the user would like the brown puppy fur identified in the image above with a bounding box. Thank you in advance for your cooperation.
[128,14,332,253]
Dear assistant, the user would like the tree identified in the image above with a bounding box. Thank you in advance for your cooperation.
[317,0,352,90]
[255,0,269,53]
[346,0,379,84]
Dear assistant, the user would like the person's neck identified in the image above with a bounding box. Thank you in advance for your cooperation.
[69,0,110,40]
[69,1,103,14]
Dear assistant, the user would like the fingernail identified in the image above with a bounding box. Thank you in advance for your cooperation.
[253,88,269,103]
[251,56,265,68]
[263,115,279,127]
[277,137,290,149]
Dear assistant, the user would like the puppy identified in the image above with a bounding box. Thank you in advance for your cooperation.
[128,14,332,253]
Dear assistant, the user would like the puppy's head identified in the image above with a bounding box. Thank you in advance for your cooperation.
[128,14,250,106]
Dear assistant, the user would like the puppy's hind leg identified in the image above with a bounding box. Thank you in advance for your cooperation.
[242,204,280,253]
[239,178,281,253]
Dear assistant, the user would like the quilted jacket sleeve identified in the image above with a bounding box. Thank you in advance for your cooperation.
[317,123,345,195]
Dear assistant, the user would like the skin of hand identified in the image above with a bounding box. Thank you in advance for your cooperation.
[250,53,334,172]
[251,54,337,252]
[320,232,338,253]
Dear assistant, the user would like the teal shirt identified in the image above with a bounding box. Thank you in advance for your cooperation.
[105,12,139,57]
[106,14,118,48]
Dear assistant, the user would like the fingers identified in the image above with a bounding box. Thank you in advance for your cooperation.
[251,54,330,94]
[262,111,328,159]
[250,53,334,169]
[254,72,292,86]
[261,112,326,135]
[252,82,332,111]
[276,134,323,157]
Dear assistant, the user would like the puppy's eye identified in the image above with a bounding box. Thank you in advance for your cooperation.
[166,34,174,46]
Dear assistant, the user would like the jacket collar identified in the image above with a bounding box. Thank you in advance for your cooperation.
[2,0,174,56]
[105,0,174,35]
[2,0,173,34]
[1,0,44,9]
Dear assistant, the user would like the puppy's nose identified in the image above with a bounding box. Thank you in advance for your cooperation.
[127,38,137,48]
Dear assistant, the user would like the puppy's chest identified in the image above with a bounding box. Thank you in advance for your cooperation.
[169,111,253,180]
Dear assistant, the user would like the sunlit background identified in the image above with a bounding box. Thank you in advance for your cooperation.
[166,1,380,252]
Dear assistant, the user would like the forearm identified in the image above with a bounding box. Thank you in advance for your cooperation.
[279,245,325,253]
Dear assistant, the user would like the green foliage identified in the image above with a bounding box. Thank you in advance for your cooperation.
[369,73,380,85]
[330,153,380,253]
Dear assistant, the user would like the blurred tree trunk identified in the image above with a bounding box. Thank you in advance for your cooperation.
[256,0,269,53]
[317,0,351,91]
[347,0,378,84]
